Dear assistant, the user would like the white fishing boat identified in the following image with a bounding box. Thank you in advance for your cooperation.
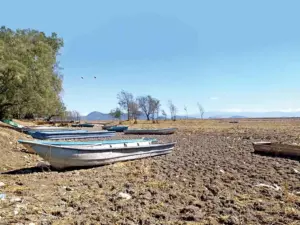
[19,140,175,170]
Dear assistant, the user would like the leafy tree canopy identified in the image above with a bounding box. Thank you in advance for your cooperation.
[0,26,65,120]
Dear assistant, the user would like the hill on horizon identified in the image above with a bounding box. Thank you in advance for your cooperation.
[82,111,197,121]
[82,111,300,121]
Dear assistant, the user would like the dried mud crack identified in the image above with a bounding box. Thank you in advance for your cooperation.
[0,122,300,224]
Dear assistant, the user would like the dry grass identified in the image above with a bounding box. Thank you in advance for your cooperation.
[110,118,300,134]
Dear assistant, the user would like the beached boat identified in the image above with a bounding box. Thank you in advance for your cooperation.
[25,126,72,130]
[1,119,24,129]
[102,125,114,130]
[19,140,176,170]
[106,126,128,132]
[71,123,94,128]
[252,141,300,157]
[124,128,177,135]
[18,138,157,153]
[30,130,115,140]
[25,128,82,135]
[18,138,157,146]
[1,119,73,132]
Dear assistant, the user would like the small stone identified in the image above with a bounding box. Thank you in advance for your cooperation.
[219,169,225,174]
[293,168,300,174]
[14,209,19,215]
[118,192,132,200]
[228,216,240,224]
[65,187,72,191]
[10,197,22,203]
[0,182,5,187]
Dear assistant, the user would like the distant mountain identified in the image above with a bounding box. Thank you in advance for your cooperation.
[192,111,300,119]
[84,111,113,121]
[175,115,197,119]
[230,115,247,118]
[82,111,300,121]
[82,111,147,121]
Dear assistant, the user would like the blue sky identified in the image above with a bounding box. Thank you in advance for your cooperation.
[1,0,300,116]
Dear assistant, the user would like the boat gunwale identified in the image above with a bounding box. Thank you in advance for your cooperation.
[18,138,157,146]
[20,141,177,151]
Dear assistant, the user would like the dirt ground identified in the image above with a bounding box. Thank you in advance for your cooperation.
[0,119,300,224]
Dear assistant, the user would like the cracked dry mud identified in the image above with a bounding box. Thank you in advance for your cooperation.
[0,119,300,224]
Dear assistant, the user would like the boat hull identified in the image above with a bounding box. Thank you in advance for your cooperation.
[31,130,115,140]
[22,142,175,170]
[106,126,128,132]
[252,141,300,157]
[25,129,82,135]
[71,124,94,128]
[20,138,157,154]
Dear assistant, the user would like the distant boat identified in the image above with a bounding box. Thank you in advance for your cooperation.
[25,128,81,135]
[106,126,128,132]
[19,140,176,170]
[124,128,177,135]
[102,125,114,130]
[30,130,115,140]
[71,123,94,128]
[1,119,74,132]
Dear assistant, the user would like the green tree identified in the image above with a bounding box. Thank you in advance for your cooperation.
[109,107,122,123]
[0,26,65,120]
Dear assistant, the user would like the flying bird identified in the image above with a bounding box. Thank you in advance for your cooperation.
[81,77,83,79]
[94,76,96,79]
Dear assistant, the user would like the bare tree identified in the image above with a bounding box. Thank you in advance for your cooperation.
[73,111,81,122]
[65,111,73,121]
[129,100,141,124]
[150,99,160,123]
[184,105,188,119]
[161,110,167,120]
[117,90,134,121]
[155,101,160,123]
[137,95,151,120]
[168,100,177,121]
[137,95,160,121]
[197,102,205,119]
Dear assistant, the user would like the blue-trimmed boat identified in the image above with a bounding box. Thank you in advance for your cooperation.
[18,138,157,146]
[71,123,94,128]
[30,130,115,140]
[106,126,128,132]
[18,140,176,170]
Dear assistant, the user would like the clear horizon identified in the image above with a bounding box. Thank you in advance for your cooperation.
[1,0,300,115]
